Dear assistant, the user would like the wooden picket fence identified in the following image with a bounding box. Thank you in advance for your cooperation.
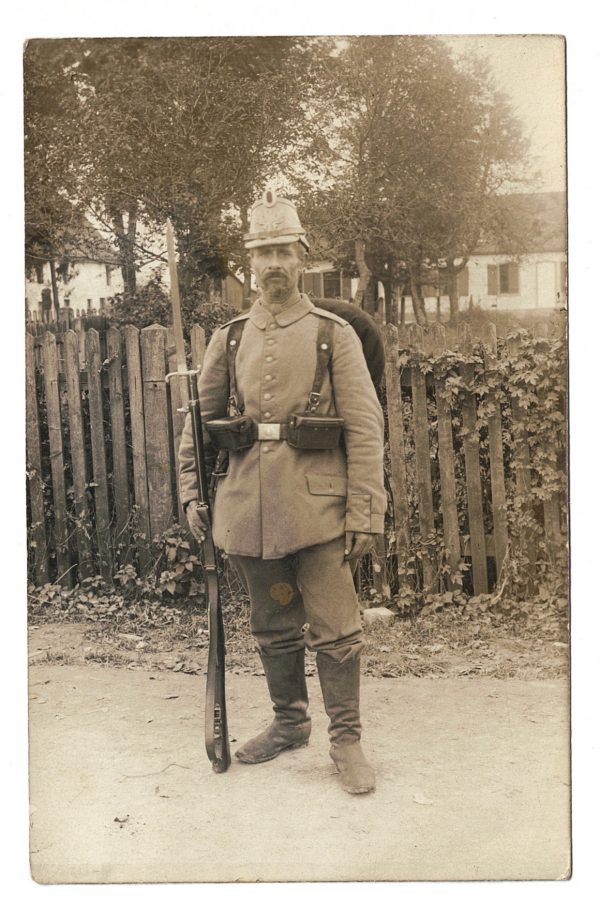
[26,318,567,596]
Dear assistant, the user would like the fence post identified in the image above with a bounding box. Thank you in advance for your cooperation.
[480,322,509,581]
[26,334,49,585]
[86,329,113,582]
[63,330,94,580]
[383,324,411,574]
[124,325,151,569]
[408,324,435,591]
[106,326,131,563]
[141,325,176,538]
[431,324,462,587]
[41,332,72,585]
[458,324,489,595]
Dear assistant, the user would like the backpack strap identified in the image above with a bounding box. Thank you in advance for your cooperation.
[225,320,247,416]
[306,317,335,413]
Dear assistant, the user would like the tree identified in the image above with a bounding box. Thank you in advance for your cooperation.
[24,38,325,307]
[298,36,531,325]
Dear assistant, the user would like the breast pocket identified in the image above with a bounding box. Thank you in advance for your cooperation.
[306,474,347,497]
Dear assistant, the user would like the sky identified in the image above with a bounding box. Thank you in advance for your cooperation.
[445,35,566,192]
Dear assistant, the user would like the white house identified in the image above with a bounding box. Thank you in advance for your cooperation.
[300,192,567,317]
[25,218,123,321]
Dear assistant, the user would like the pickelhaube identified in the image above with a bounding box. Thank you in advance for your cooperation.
[243,188,309,251]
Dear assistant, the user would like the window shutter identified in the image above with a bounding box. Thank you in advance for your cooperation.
[342,273,352,301]
[487,264,499,295]
[560,262,567,295]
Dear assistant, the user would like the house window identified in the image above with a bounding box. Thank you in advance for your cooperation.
[302,272,324,298]
[323,270,341,299]
[99,297,106,313]
[87,299,92,311]
[105,265,112,286]
[458,267,469,297]
[488,262,519,295]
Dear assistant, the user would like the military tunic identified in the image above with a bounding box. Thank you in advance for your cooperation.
[178,292,386,560]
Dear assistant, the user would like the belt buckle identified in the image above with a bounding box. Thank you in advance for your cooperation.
[258,423,281,441]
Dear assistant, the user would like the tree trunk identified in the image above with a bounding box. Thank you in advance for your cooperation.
[446,269,460,326]
[48,248,60,319]
[111,203,138,296]
[353,237,372,310]
[382,275,393,323]
[409,266,428,326]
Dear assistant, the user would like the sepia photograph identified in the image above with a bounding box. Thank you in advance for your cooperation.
[22,29,572,885]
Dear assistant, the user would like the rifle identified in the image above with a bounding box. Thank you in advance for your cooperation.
[165,219,231,774]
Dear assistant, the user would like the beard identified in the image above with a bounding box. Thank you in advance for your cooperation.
[261,274,293,302]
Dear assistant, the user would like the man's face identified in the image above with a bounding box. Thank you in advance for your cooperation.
[250,242,305,301]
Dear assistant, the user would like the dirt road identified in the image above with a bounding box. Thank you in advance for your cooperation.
[29,664,570,883]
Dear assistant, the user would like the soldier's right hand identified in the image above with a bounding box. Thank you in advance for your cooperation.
[186,501,210,543]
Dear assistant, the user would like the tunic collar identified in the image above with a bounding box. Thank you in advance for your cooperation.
[250,293,313,329]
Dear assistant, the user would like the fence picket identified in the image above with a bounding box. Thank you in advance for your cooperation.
[41,332,72,584]
[408,325,435,590]
[63,331,94,580]
[431,324,461,586]
[141,325,175,537]
[106,327,131,561]
[532,329,563,563]
[26,334,48,584]
[191,324,206,370]
[166,326,188,526]
[480,323,509,578]
[124,326,150,568]
[86,329,113,582]
[507,332,537,594]
[383,324,411,569]
[458,324,489,594]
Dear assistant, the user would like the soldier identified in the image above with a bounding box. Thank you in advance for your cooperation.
[179,190,386,794]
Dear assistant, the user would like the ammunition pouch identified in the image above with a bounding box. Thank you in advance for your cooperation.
[205,415,256,452]
[287,413,344,450]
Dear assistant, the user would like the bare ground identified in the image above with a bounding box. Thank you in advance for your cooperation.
[28,621,570,883]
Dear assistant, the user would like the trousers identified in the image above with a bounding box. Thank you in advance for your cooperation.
[229,537,364,663]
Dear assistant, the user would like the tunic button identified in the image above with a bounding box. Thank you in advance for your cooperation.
[265,374,273,381]
[267,339,275,345]
[266,356,273,363]
[262,445,272,453]
[264,393,272,401]
[264,411,272,418]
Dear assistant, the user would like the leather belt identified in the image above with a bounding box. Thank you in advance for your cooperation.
[257,422,290,441]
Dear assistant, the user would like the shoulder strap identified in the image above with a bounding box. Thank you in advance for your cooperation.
[226,320,247,415]
[306,317,335,413]
[309,305,349,327]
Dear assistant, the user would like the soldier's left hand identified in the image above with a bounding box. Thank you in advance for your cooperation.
[344,532,376,561]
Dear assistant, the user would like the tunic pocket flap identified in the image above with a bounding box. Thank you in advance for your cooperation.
[306,474,347,497]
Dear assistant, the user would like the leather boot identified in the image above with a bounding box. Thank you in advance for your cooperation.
[316,652,376,795]
[235,649,311,764]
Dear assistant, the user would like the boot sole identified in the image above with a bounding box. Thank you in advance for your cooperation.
[234,740,309,765]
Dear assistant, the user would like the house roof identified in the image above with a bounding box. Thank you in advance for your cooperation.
[58,213,120,264]
[473,191,566,255]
